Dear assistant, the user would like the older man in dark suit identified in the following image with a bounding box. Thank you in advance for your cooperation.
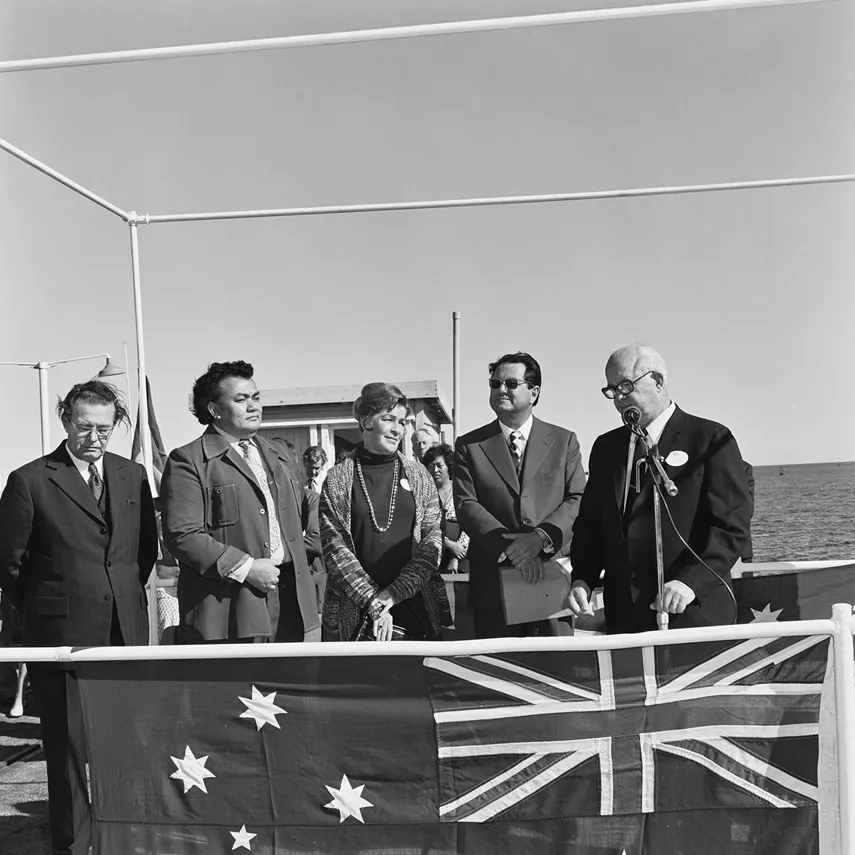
[0,380,157,855]
[568,344,752,634]
[161,361,319,643]
[454,352,587,638]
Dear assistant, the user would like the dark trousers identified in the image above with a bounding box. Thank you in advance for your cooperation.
[28,667,90,855]
[472,607,572,639]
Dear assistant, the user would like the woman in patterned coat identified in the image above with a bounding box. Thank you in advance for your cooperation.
[319,383,447,642]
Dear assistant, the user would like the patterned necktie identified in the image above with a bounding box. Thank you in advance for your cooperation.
[88,463,103,504]
[509,431,524,474]
[238,440,282,558]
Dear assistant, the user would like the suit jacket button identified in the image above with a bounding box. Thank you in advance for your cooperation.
[260,508,266,515]
[100,528,107,535]
[104,593,112,601]
[264,542,269,548]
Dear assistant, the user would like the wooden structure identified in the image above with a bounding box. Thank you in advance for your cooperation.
[258,381,453,471]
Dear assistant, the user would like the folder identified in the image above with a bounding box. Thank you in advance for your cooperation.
[500,558,573,625]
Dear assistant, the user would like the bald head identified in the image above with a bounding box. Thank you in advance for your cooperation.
[604,344,671,428]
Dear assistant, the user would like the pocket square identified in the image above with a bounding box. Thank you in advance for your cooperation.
[665,450,688,467]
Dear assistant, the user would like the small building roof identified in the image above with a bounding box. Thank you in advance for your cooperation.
[261,380,452,424]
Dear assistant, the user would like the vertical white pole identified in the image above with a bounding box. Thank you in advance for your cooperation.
[452,311,460,442]
[832,603,855,855]
[123,341,133,417]
[37,362,51,455]
[129,215,159,646]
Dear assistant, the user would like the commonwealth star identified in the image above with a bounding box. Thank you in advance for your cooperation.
[750,603,784,623]
[239,685,287,730]
[324,774,374,823]
[169,746,216,794]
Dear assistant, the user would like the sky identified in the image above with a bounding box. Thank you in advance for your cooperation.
[0,0,853,482]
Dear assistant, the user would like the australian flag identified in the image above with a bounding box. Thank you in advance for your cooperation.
[75,632,838,855]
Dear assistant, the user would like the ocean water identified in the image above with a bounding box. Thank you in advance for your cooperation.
[752,462,855,562]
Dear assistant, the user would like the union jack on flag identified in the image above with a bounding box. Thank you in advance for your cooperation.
[425,635,830,824]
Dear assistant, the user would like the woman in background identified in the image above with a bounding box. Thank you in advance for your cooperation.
[319,383,446,641]
[422,444,469,574]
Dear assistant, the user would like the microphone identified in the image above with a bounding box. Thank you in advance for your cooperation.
[622,406,642,431]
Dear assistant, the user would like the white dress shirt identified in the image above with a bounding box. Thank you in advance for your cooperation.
[623,401,676,511]
[65,443,104,484]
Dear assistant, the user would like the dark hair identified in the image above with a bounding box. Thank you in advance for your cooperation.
[56,380,130,428]
[191,361,254,425]
[488,351,542,405]
[352,382,412,433]
[421,443,454,479]
[303,445,328,467]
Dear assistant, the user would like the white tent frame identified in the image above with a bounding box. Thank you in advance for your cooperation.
[2,1,852,649]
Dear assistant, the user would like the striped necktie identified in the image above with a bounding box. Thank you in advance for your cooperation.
[88,463,103,504]
[509,431,524,474]
[238,440,282,558]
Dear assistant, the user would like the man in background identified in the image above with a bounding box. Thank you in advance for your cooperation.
[454,352,586,638]
[412,426,439,462]
[568,344,752,634]
[302,445,328,494]
[0,380,157,855]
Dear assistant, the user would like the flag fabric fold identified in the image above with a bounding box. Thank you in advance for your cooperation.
[76,631,837,855]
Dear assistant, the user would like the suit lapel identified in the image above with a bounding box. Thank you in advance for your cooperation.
[520,418,554,486]
[613,429,632,512]
[480,423,519,494]
[656,405,685,462]
[46,445,104,524]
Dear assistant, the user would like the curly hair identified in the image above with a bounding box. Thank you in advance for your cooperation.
[303,445,328,467]
[190,361,254,425]
[56,380,130,428]
[421,443,454,479]
[352,382,412,433]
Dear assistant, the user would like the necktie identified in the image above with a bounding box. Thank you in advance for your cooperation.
[238,440,282,558]
[509,431,524,474]
[88,463,103,504]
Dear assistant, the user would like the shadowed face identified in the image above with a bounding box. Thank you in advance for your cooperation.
[63,401,116,463]
[210,376,261,439]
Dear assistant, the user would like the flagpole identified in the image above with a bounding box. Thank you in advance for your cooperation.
[128,214,159,646]
[452,311,460,442]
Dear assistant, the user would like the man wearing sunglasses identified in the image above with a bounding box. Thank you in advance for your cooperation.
[454,352,586,638]
[567,344,752,634]
[0,379,157,854]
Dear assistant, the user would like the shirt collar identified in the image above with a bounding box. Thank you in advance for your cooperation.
[65,442,104,477]
[213,423,255,448]
[499,414,534,442]
[643,401,676,445]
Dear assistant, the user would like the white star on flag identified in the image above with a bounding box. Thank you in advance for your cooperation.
[169,746,216,794]
[230,825,257,850]
[750,603,784,623]
[239,686,287,730]
[324,774,374,823]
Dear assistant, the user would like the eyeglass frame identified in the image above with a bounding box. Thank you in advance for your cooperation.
[488,378,535,391]
[601,370,654,400]
[68,421,115,440]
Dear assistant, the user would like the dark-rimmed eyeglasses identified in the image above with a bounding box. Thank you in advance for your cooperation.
[488,379,532,391]
[601,370,653,400]
[70,422,114,439]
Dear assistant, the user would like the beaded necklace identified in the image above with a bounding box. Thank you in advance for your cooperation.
[355,456,400,533]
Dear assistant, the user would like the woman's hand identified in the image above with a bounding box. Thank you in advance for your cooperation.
[372,611,394,641]
[445,539,467,560]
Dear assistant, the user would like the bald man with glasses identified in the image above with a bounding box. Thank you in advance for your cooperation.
[568,344,752,635]
[0,380,157,855]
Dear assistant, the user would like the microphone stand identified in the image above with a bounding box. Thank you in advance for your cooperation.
[630,425,678,631]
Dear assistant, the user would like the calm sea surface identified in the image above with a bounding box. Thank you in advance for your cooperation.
[752,462,855,562]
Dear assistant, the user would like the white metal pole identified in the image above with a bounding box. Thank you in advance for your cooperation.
[37,362,50,455]
[452,311,460,441]
[0,137,129,220]
[123,341,133,416]
[832,603,855,855]
[128,215,159,646]
[0,0,833,74]
[142,174,855,225]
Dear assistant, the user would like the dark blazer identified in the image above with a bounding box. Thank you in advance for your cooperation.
[454,417,587,610]
[0,445,157,648]
[570,405,752,633]
[161,426,319,642]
